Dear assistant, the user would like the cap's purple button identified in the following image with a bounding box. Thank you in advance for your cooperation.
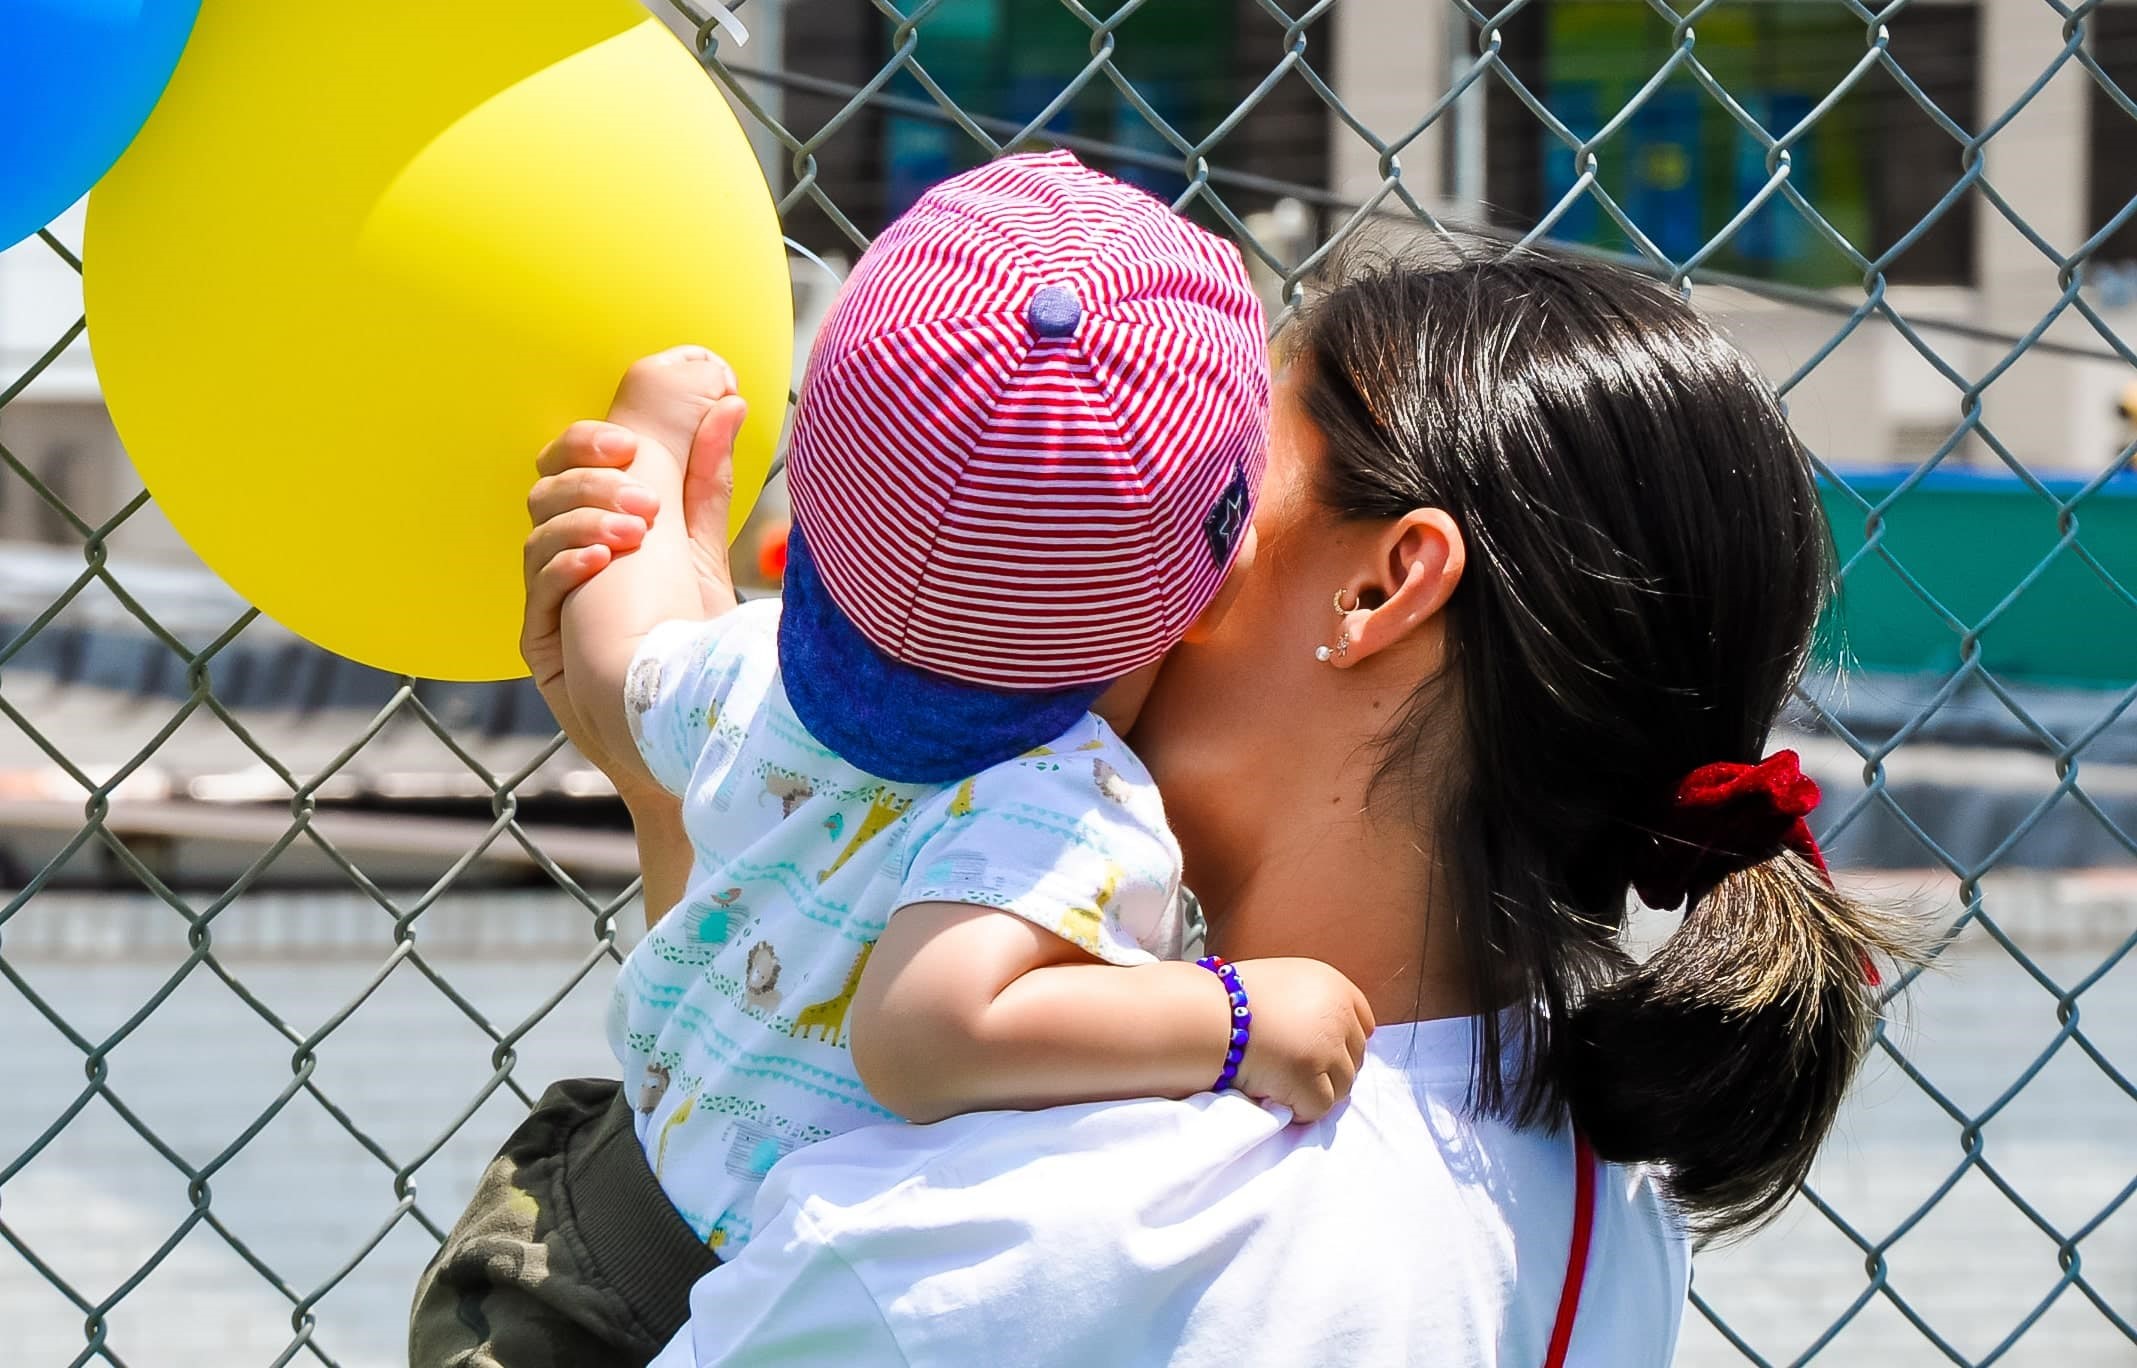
[1026,284,1081,339]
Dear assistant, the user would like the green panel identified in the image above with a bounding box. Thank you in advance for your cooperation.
[1819,472,2137,689]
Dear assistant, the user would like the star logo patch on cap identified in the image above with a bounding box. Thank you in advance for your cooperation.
[1202,462,1250,567]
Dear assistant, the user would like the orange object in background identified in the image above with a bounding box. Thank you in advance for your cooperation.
[757,522,791,585]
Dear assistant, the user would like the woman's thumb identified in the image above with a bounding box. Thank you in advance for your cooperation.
[681,394,747,545]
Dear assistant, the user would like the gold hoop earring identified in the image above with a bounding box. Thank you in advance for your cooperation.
[1317,588,1360,662]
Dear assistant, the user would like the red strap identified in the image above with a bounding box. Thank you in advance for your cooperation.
[1544,1131,1598,1368]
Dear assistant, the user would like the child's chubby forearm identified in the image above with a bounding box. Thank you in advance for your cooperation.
[847,902,1232,1124]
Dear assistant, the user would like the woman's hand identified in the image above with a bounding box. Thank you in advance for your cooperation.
[519,408,741,800]
[1226,958,1376,1123]
[521,386,746,925]
[521,422,655,794]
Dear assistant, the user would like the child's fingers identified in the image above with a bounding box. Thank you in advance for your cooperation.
[1327,1052,1358,1101]
[680,394,747,545]
[1283,1085,1329,1125]
[1307,1075,1338,1122]
[623,344,732,385]
[626,345,739,394]
[527,467,659,527]
[536,420,639,477]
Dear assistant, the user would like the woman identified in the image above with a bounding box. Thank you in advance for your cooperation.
[420,249,1909,1366]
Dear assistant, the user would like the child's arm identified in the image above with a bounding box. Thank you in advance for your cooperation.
[558,347,746,790]
[849,903,1374,1125]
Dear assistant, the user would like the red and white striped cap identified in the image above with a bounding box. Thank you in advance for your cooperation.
[778,152,1269,780]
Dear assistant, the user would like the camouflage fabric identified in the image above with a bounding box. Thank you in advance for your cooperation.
[409,1079,720,1368]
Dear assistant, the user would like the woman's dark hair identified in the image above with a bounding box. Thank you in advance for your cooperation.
[1285,247,1915,1241]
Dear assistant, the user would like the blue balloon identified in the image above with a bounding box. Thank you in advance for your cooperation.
[0,0,203,250]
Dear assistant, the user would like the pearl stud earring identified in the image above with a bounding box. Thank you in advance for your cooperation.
[1317,589,1359,663]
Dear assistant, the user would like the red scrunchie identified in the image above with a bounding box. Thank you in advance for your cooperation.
[1631,749,1829,912]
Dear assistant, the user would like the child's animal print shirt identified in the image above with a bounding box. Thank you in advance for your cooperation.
[614,600,1184,1255]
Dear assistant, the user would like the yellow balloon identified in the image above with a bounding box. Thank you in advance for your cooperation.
[86,3,792,680]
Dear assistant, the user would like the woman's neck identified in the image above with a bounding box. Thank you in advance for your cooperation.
[1200,806,1474,1028]
[1166,724,1476,1028]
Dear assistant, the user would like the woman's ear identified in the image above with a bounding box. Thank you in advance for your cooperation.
[1184,524,1258,644]
[1331,509,1465,667]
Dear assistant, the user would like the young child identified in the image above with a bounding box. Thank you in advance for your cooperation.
[561,152,1373,1256]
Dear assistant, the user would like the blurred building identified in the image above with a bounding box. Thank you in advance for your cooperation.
[1,0,2132,885]
[7,0,2135,579]
[764,0,2137,475]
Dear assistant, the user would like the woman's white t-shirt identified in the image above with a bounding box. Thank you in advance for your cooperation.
[649,1012,1691,1366]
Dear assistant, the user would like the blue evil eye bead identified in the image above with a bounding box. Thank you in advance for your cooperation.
[1197,954,1250,1093]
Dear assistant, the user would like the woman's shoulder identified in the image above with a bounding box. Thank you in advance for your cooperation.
[768,1016,1663,1243]
[726,1025,1685,1363]
[761,1088,1291,1222]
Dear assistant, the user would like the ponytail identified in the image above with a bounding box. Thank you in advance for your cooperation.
[1287,247,1928,1244]
[1560,853,1914,1240]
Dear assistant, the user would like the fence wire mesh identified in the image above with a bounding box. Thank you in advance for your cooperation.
[2,0,2134,1364]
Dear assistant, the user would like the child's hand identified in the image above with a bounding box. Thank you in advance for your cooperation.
[1224,958,1375,1122]
[605,345,741,476]
[603,348,748,628]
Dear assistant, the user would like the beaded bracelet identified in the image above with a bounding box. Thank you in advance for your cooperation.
[1196,955,1251,1093]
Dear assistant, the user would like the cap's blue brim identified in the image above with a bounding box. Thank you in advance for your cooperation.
[778,524,1106,783]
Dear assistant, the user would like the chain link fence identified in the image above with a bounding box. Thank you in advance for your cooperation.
[3,0,2134,1363]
